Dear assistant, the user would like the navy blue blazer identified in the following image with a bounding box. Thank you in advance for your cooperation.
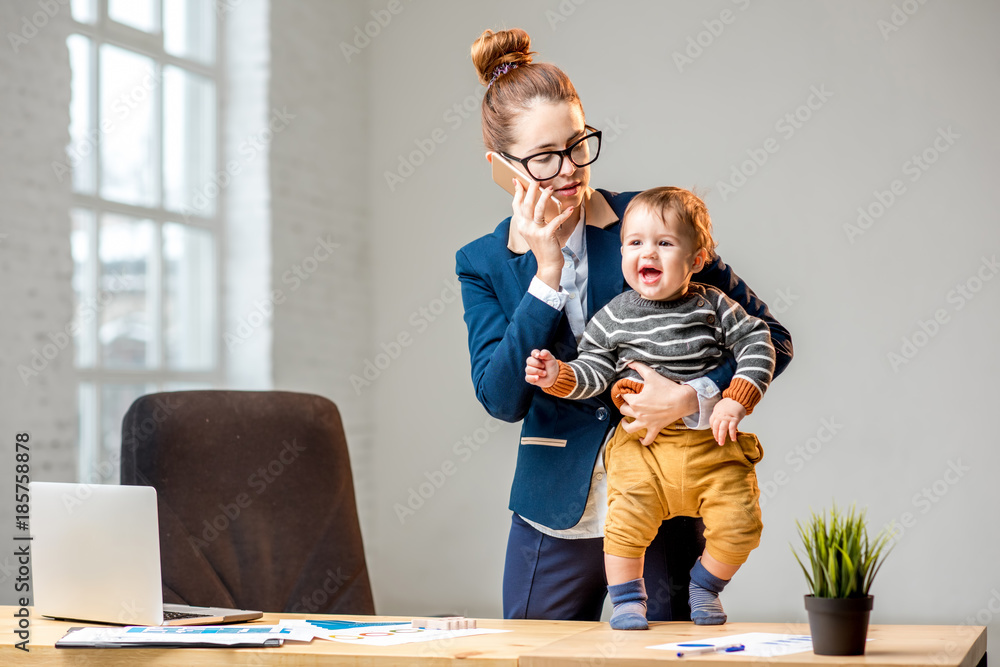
[456,188,792,529]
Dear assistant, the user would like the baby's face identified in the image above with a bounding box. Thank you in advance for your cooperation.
[620,206,705,301]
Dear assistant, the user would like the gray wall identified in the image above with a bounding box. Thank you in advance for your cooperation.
[267,0,376,529]
[362,0,1000,648]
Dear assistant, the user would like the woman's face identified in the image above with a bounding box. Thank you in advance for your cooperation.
[506,100,590,215]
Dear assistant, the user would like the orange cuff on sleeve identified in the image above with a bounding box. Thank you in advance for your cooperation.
[611,378,645,411]
[722,378,762,414]
[541,361,579,398]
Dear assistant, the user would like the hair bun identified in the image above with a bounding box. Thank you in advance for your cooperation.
[471,28,535,87]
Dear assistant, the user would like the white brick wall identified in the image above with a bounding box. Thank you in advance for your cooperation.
[223,0,272,390]
[0,0,379,608]
[0,0,77,604]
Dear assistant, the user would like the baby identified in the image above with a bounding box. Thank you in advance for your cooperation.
[526,186,775,629]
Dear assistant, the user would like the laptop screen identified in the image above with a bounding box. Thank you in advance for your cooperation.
[29,482,165,626]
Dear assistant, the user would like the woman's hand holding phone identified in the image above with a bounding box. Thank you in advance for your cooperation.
[511,178,576,291]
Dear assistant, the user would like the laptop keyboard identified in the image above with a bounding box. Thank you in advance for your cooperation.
[163,610,212,621]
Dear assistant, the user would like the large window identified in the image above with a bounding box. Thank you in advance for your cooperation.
[68,0,222,482]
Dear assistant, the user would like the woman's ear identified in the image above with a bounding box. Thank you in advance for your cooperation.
[485,152,494,164]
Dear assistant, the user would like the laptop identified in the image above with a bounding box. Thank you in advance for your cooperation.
[29,481,263,626]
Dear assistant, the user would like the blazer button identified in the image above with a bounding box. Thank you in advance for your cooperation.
[707,314,716,324]
[596,407,609,421]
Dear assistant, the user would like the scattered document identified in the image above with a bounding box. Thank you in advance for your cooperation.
[299,620,510,646]
[276,619,402,640]
[56,624,314,649]
[649,632,814,657]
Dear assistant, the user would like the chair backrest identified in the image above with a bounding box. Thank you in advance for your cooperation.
[120,390,375,614]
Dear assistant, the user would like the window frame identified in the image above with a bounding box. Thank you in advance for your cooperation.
[70,0,226,482]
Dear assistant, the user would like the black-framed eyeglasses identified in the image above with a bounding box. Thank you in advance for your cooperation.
[501,126,602,181]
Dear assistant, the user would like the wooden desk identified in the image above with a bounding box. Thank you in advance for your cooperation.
[521,621,987,666]
[0,608,594,666]
[0,609,986,666]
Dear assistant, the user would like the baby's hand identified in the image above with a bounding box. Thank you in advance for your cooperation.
[525,349,559,388]
[710,398,747,446]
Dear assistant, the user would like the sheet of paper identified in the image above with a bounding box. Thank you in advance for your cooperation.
[301,621,510,646]
[279,618,403,639]
[58,624,313,646]
[126,625,315,643]
[648,632,815,657]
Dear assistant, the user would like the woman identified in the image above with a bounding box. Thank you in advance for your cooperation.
[456,28,792,622]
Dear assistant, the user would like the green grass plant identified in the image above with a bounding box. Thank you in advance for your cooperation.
[791,503,894,598]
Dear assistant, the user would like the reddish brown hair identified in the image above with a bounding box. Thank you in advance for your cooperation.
[471,28,582,153]
[623,187,718,257]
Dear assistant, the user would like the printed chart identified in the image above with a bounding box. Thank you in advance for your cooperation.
[298,620,510,647]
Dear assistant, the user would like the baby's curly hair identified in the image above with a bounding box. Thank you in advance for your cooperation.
[622,187,717,257]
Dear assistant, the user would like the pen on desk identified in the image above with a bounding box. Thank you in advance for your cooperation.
[676,642,746,657]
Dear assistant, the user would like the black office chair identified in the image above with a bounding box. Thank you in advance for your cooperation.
[120,390,375,614]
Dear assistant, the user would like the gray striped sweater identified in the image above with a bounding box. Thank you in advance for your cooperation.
[545,284,775,412]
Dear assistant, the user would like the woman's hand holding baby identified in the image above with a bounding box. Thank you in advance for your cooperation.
[619,361,699,446]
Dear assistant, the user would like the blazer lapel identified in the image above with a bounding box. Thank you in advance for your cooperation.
[506,250,578,351]
[505,227,624,316]
[586,225,626,315]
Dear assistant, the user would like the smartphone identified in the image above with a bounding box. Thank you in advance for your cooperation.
[489,152,562,223]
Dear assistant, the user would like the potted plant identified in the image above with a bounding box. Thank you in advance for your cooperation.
[791,504,894,656]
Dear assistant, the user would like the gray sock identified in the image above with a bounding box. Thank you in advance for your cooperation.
[689,558,729,625]
[607,578,649,630]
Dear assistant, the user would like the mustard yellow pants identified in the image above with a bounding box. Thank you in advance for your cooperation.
[603,421,764,566]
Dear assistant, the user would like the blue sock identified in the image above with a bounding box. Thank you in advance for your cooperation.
[607,578,648,630]
[689,558,729,625]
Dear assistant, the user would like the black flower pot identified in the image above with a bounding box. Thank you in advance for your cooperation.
[804,594,873,656]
